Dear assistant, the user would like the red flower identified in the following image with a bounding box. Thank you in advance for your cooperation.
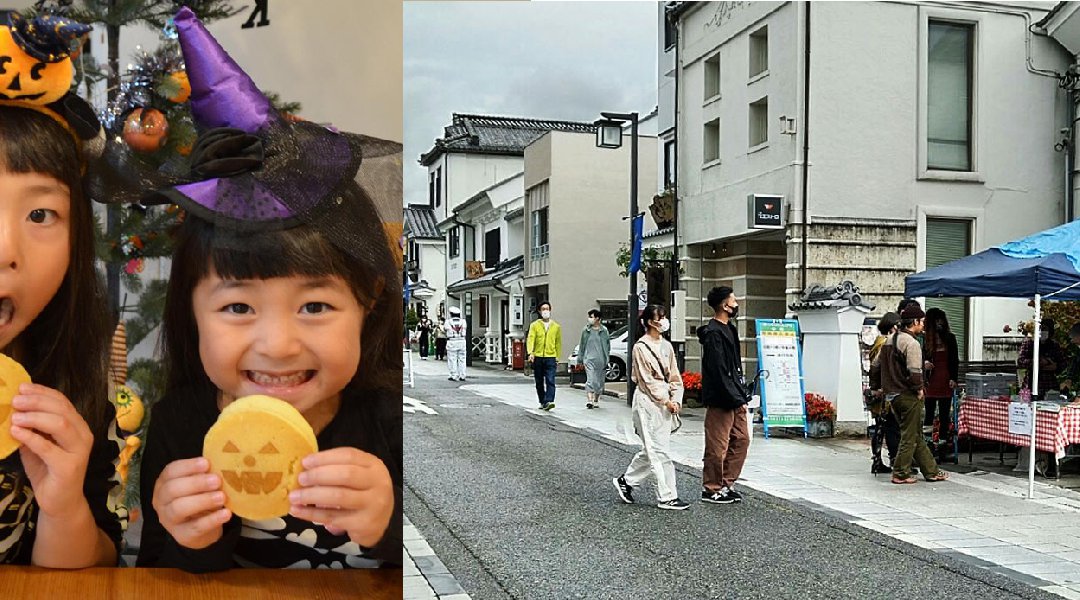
[804,393,836,421]
[681,371,702,391]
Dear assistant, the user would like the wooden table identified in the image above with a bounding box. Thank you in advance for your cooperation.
[0,566,402,599]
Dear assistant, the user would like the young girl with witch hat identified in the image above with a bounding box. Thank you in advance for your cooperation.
[129,8,401,570]
[0,6,122,567]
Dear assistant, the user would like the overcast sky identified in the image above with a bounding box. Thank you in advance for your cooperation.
[403,1,658,207]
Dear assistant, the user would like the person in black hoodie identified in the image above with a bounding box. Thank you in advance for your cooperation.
[698,286,751,505]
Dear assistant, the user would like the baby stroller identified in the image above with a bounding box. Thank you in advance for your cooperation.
[866,390,897,475]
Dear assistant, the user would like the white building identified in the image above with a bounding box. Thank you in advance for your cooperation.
[420,114,599,364]
[523,130,658,372]
[669,1,1072,372]
[403,205,444,320]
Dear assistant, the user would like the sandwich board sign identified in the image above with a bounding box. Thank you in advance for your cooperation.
[755,319,807,438]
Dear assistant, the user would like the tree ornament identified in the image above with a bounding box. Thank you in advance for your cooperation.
[166,70,190,103]
[122,108,169,153]
[110,321,128,386]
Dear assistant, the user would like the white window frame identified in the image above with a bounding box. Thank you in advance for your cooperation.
[749,96,768,150]
[749,25,769,80]
[918,8,982,182]
[703,118,721,167]
[916,204,983,359]
[703,52,721,104]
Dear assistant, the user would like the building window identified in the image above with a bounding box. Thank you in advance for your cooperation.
[407,240,419,269]
[435,166,443,207]
[479,294,489,328]
[749,97,768,148]
[664,13,676,50]
[703,118,721,164]
[925,218,972,359]
[704,53,720,101]
[428,172,436,209]
[485,228,501,269]
[927,20,973,171]
[749,25,768,78]
[663,140,676,188]
[449,226,460,258]
[531,207,549,258]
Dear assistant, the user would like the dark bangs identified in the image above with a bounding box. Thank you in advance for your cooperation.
[163,186,402,400]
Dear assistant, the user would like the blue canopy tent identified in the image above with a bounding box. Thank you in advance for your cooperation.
[904,219,1080,499]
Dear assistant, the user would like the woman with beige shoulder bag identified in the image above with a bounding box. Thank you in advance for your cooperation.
[612,305,689,511]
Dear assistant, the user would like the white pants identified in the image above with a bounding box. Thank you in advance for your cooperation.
[446,339,467,379]
[623,390,678,502]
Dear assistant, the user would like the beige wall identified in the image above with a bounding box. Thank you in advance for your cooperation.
[103,0,402,142]
[526,131,657,361]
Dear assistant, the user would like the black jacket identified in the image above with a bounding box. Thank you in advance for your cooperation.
[698,318,749,409]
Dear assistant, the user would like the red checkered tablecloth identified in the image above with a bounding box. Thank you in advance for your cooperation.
[958,397,1080,459]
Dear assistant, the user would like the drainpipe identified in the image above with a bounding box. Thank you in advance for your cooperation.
[1068,85,1076,222]
[670,6,685,373]
[799,2,812,291]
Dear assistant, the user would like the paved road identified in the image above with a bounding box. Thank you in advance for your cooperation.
[404,377,1060,600]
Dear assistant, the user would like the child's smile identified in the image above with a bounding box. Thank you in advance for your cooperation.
[192,271,365,427]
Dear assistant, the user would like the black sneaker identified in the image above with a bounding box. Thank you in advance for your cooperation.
[612,476,634,504]
[586,403,594,409]
[657,499,690,511]
[726,489,744,503]
[701,489,736,504]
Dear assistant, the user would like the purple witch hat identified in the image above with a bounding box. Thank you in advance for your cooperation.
[145,7,368,233]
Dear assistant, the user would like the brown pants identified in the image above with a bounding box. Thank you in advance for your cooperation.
[703,405,750,491]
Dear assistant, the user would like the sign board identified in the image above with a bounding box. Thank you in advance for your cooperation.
[465,261,485,280]
[755,319,808,435]
[748,194,784,229]
[1008,402,1033,437]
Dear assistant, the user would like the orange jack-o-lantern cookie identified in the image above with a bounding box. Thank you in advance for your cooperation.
[0,354,30,459]
[203,395,318,520]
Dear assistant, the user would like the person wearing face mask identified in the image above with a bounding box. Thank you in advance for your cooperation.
[1017,318,1067,396]
[698,286,752,504]
[870,302,949,484]
[527,302,563,410]
[612,305,688,510]
[921,308,959,460]
[579,309,611,409]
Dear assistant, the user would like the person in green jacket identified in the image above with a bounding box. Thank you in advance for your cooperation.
[527,301,562,410]
[579,309,611,409]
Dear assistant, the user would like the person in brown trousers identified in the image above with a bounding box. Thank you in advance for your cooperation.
[698,286,751,504]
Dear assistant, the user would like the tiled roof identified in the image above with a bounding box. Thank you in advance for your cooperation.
[404,205,441,240]
[453,172,524,215]
[446,255,525,293]
[420,113,596,166]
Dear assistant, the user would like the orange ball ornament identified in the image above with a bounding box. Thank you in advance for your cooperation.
[122,108,169,153]
[167,71,191,103]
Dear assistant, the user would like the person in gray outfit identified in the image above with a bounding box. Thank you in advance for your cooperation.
[579,309,611,409]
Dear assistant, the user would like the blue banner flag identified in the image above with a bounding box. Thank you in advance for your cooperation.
[628,213,644,275]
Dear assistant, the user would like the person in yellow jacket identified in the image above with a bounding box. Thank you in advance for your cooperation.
[527,301,562,410]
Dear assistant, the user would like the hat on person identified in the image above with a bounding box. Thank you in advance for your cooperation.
[449,306,461,316]
[89,7,401,265]
[877,312,901,335]
[900,303,925,320]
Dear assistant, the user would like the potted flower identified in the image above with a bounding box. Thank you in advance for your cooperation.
[682,371,702,407]
[804,392,836,438]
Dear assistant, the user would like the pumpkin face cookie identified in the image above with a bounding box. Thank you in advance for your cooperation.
[203,395,318,520]
[0,354,30,459]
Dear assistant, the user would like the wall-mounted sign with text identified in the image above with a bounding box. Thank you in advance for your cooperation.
[748,194,784,230]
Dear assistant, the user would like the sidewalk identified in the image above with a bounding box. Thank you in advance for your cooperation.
[466,382,1080,599]
[404,515,472,600]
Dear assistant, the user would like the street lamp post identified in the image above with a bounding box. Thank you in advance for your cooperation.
[596,111,639,405]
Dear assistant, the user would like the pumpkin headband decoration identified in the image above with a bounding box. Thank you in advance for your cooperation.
[90,7,401,268]
[0,6,100,141]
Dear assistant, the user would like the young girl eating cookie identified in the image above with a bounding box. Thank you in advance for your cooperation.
[134,8,401,570]
[0,9,121,567]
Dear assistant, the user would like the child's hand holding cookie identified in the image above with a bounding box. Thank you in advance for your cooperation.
[152,457,232,550]
[289,447,393,548]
